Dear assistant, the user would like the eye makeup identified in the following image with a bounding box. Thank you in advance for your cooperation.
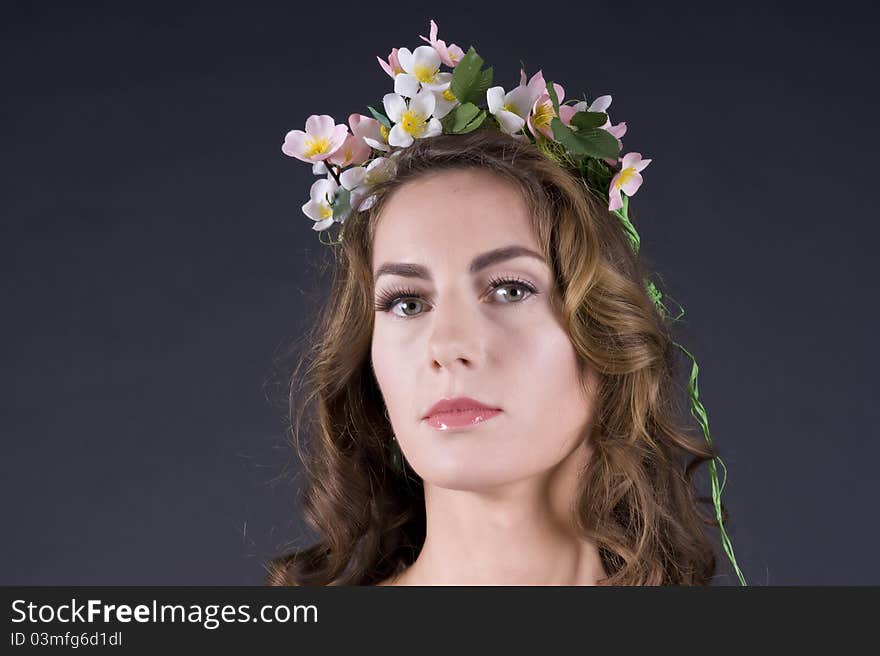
[373,274,540,318]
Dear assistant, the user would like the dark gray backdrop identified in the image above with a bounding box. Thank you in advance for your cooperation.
[2,1,877,585]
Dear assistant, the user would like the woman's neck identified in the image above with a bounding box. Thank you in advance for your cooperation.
[381,441,608,586]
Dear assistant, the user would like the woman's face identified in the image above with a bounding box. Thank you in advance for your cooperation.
[370,168,599,491]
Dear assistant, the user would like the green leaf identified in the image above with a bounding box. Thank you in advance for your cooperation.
[546,81,560,114]
[570,111,607,131]
[439,110,457,133]
[550,117,620,160]
[449,103,487,134]
[450,102,480,132]
[460,66,493,105]
[367,104,391,129]
[456,109,487,134]
[332,186,352,222]
[450,47,485,105]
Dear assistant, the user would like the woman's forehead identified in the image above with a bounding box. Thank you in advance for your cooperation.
[372,171,539,266]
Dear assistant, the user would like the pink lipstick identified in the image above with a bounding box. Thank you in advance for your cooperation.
[422,396,502,431]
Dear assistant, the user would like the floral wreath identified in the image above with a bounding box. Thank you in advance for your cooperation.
[280,19,748,586]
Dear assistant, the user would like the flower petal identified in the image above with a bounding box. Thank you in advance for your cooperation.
[312,217,335,231]
[445,44,464,67]
[506,86,539,117]
[608,184,623,211]
[621,152,642,169]
[620,171,644,196]
[377,54,395,78]
[394,73,421,98]
[358,193,378,211]
[305,114,334,137]
[281,130,308,160]
[422,117,442,138]
[486,86,505,114]
[496,109,525,134]
[310,178,337,203]
[340,166,367,190]
[433,92,457,119]
[603,120,627,139]
[559,105,577,126]
[421,71,452,91]
[363,137,391,152]
[409,88,436,118]
[329,134,370,167]
[388,123,413,147]
[589,95,612,113]
[412,44,441,70]
[397,47,415,74]
[302,200,328,221]
[327,124,350,154]
[350,114,380,140]
[383,93,407,123]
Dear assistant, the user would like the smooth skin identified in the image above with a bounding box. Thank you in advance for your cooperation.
[370,169,608,585]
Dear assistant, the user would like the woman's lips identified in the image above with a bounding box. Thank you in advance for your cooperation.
[423,408,502,430]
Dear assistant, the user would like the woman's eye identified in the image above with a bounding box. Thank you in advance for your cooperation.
[491,282,533,303]
[379,279,536,319]
[391,298,425,318]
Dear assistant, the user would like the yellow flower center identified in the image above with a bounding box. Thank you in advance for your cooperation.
[413,62,439,84]
[502,102,517,114]
[303,136,331,158]
[319,204,332,219]
[614,167,637,190]
[379,124,389,141]
[442,88,456,102]
[531,102,555,130]
[400,109,427,136]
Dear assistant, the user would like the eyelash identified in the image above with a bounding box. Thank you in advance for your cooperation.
[374,275,539,318]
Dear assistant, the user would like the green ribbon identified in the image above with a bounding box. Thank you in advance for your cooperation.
[613,193,748,586]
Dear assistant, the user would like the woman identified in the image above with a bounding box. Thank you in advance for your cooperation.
[265,129,731,586]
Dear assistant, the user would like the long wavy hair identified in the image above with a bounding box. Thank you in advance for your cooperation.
[265,128,729,586]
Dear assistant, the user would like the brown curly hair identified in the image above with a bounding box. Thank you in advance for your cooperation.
[265,128,732,586]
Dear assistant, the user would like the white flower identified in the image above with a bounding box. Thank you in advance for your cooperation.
[383,89,442,148]
[340,156,398,211]
[301,176,339,231]
[486,84,541,135]
[431,87,459,119]
[393,45,452,98]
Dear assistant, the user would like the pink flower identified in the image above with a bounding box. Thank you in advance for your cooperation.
[377,48,404,79]
[282,115,349,163]
[419,19,464,68]
[348,113,391,152]
[527,74,572,140]
[608,152,652,212]
[328,114,374,167]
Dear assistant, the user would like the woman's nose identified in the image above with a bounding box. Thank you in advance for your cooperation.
[426,288,486,371]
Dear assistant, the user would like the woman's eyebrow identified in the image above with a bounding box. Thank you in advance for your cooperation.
[374,245,545,282]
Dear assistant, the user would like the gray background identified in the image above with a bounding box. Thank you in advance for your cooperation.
[2,1,877,585]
